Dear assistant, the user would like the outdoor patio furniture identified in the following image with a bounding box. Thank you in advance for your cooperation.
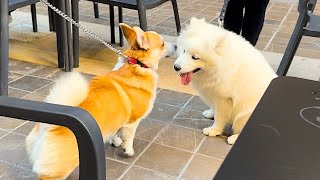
[0,96,106,179]
[214,76,320,180]
[277,0,318,76]
[1,2,106,179]
[89,0,181,46]
[9,0,39,32]
[0,0,9,96]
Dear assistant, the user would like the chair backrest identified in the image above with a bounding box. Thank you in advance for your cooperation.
[9,0,39,11]
[298,0,318,13]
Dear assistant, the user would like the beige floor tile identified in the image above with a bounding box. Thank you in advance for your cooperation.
[181,154,223,180]
[0,117,25,132]
[198,137,232,160]
[135,143,192,176]
[147,102,181,123]
[155,125,204,152]
[122,166,176,180]
[135,119,166,141]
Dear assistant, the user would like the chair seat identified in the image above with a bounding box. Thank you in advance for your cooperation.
[304,13,320,37]
[90,0,169,9]
[9,0,39,11]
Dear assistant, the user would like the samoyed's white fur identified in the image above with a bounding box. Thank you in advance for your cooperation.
[174,18,277,144]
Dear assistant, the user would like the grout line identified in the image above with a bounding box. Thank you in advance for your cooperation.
[133,165,178,178]
[154,101,187,108]
[143,140,194,154]
[8,73,27,84]
[105,157,130,165]
[22,74,54,81]
[266,2,275,14]
[118,95,195,180]
[143,118,206,132]
[263,3,295,51]
[178,136,207,179]
[8,72,26,84]
[20,84,49,100]
[8,87,32,93]
[156,88,162,94]
[0,121,28,140]
[194,152,224,161]
[0,160,33,172]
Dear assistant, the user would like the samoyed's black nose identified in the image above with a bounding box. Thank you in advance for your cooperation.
[174,64,181,72]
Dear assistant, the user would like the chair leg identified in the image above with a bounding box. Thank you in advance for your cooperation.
[48,0,55,31]
[65,0,73,72]
[0,0,9,96]
[276,12,308,76]
[30,4,38,32]
[72,0,80,68]
[94,2,100,18]
[118,7,124,47]
[109,5,115,44]
[137,0,148,31]
[53,0,66,69]
[171,0,181,35]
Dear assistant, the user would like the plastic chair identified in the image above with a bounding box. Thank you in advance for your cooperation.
[0,96,106,179]
[9,0,39,32]
[276,0,318,76]
[88,0,181,46]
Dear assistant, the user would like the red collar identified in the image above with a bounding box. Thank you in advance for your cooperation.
[127,57,149,68]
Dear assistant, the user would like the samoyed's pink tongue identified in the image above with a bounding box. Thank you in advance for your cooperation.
[180,72,192,85]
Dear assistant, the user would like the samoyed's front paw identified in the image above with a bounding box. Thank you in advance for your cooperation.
[122,144,135,157]
[202,109,214,119]
[227,134,239,145]
[203,126,222,137]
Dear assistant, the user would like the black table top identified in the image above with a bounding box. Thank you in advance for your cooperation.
[214,77,320,180]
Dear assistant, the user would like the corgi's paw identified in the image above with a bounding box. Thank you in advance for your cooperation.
[227,134,239,145]
[123,146,134,157]
[109,135,123,147]
[202,109,214,119]
[203,126,222,137]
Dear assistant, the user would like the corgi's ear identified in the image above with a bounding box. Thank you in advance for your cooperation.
[120,23,136,46]
[133,26,149,50]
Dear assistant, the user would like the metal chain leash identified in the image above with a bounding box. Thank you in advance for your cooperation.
[39,0,128,59]
[218,0,230,28]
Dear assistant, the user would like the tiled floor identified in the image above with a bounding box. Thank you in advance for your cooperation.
[0,59,231,179]
[16,0,320,59]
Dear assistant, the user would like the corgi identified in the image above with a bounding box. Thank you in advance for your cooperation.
[26,23,176,180]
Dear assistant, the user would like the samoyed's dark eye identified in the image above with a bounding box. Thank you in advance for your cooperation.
[192,56,199,60]
[183,50,186,53]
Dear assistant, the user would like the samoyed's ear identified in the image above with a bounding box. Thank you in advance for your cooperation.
[190,17,206,27]
[214,35,227,56]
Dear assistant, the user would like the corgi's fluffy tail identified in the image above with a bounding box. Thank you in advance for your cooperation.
[45,72,89,106]
[38,72,89,131]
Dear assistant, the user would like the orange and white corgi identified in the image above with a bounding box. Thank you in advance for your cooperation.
[26,23,176,180]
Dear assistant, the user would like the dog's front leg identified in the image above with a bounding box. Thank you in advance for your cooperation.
[203,99,232,137]
[108,132,123,147]
[202,107,214,119]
